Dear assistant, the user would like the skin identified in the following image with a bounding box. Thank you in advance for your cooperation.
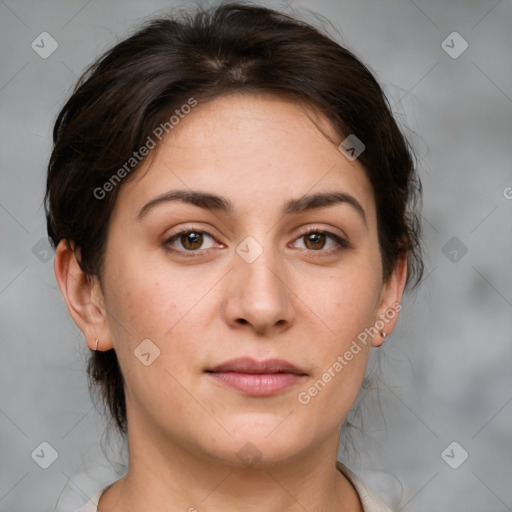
[55,92,407,511]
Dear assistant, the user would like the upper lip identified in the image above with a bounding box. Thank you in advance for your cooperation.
[207,357,307,375]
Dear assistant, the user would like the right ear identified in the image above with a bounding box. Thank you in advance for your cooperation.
[53,239,114,351]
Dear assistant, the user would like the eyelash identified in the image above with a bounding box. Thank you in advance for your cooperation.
[163,226,350,258]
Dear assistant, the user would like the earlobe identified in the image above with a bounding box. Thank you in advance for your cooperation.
[372,253,408,347]
[53,240,114,351]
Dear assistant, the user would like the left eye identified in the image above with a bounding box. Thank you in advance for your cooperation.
[292,230,346,251]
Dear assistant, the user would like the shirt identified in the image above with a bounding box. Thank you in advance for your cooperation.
[71,460,395,511]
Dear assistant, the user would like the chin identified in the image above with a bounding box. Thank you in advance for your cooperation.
[202,417,313,468]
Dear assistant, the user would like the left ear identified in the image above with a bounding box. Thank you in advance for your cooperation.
[372,252,408,347]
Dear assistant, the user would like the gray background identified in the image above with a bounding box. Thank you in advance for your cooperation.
[1,0,511,510]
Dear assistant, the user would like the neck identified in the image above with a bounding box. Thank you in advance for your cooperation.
[99,417,363,512]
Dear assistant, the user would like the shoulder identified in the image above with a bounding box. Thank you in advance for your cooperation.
[54,466,120,512]
[74,488,105,512]
[57,484,112,512]
[336,460,402,512]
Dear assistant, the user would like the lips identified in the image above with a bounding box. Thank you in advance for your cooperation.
[207,357,307,375]
[206,357,307,396]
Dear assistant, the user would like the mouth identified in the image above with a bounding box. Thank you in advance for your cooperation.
[205,357,307,396]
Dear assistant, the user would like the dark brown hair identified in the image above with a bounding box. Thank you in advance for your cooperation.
[45,2,423,437]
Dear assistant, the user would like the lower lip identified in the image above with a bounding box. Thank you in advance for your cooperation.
[207,372,305,396]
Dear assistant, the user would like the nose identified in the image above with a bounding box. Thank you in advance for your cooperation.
[222,243,295,336]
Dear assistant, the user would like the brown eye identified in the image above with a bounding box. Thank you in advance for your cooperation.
[165,229,216,254]
[303,232,327,250]
[292,229,350,254]
[180,231,203,250]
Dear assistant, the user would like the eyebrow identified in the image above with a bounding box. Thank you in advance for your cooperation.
[137,189,367,226]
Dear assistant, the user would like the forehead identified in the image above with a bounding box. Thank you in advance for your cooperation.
[115,92,376,222]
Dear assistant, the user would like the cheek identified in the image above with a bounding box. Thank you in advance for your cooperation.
[298,262,381,407]
[102,253,173,350]
[295,276,378,420]
[311,267,381,343]
[104,254,215,364]
[102,264,202,406]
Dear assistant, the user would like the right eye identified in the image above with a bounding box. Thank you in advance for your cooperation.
[163,228,220,257]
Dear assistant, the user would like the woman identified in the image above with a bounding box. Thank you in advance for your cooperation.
[46,3,423,511]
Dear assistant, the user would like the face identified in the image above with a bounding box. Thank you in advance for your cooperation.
[74,93,405,467]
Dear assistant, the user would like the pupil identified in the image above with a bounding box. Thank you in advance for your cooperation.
[183,232,202,249]
[307,232,324,249]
